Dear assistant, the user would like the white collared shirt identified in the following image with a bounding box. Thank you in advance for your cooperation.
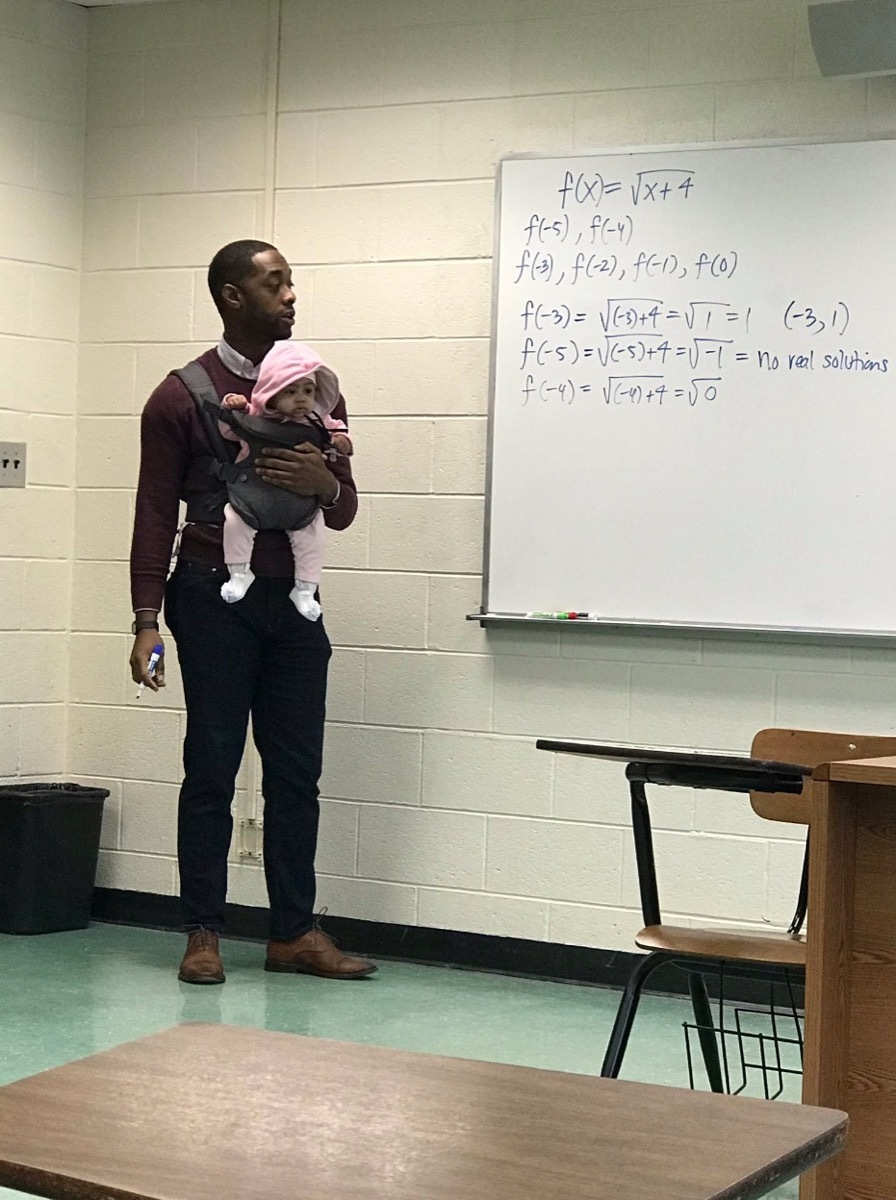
[216,338,260,380]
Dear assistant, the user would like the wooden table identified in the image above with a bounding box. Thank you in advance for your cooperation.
[0,1023,845,1200]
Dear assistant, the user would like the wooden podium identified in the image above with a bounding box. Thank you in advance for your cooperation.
[802,755,896,1200]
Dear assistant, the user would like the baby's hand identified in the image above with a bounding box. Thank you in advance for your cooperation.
[222,393,249,410]
[331,433,353,456]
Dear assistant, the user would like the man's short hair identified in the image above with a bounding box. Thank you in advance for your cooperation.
[207,240,276,315]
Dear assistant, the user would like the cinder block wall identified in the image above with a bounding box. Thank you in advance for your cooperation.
[9,0,896,952]
[0,0,86,784]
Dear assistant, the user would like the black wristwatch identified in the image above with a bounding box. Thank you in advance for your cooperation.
[131,618,160,634]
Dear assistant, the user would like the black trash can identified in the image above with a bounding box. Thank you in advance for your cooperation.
[0,783,109,934]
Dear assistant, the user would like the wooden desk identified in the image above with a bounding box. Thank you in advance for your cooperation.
[802,755,896,1200]
[0,1023,845,1200]
[535,738,813,1084]
[535,739,812,793]
[535,737,896,1200]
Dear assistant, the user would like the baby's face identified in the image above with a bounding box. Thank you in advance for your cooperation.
[271,376,315,418]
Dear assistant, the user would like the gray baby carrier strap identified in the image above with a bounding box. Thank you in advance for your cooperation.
[173,360,323,533]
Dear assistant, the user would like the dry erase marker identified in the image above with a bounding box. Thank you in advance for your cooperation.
[136,644,163,699]
[526,611,596,620]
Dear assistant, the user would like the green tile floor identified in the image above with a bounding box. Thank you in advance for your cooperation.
[0,924,804,1199]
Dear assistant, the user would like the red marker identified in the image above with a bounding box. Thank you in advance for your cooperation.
[525,611,597,620]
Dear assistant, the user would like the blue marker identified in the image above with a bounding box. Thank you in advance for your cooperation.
[136,643,164,699]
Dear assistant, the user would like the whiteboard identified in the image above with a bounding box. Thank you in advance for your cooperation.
[483,140,896,636]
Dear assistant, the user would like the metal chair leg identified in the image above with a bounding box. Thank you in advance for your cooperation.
[601,951,673,1078]
[688,971,725,1093]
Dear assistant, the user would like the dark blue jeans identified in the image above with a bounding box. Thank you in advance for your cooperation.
[164,560,332,940]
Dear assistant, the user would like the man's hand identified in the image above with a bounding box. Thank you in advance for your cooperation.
[256,443,338,504]
[129,630,166,692]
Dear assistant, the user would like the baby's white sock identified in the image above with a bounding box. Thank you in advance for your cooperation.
[290,579,321,621]
[220,564,255,603]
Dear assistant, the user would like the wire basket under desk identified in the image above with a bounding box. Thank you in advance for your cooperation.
[684,974,804,1100]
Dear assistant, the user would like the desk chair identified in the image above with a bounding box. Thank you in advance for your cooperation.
[603,727,896,1093]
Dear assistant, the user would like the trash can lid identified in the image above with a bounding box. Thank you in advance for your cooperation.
[0,783,109,806]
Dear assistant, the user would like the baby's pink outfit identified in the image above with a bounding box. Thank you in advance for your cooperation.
[221,341,348,601]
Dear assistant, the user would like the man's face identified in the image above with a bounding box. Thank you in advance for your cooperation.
[231,249,296,341]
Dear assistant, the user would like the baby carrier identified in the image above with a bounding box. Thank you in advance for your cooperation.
[174,360,332,532]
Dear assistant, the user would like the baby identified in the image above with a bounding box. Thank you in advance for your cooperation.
[219,341,352,620]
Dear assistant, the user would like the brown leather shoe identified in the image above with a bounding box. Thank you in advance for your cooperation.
[265,927,377,979]
[178,928,225,985]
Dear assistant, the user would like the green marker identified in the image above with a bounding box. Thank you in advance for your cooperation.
[526,611,596,620]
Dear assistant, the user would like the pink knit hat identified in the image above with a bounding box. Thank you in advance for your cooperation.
[248,341,339,418]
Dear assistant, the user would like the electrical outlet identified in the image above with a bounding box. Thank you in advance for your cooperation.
[0,443,26,488]
[237,816,264,860]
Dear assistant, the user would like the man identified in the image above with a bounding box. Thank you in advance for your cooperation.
[128,239,376,985]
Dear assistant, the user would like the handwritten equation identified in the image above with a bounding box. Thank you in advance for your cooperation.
[502,164,889,409]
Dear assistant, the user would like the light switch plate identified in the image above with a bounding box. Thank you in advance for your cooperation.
[0,443,26,488]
